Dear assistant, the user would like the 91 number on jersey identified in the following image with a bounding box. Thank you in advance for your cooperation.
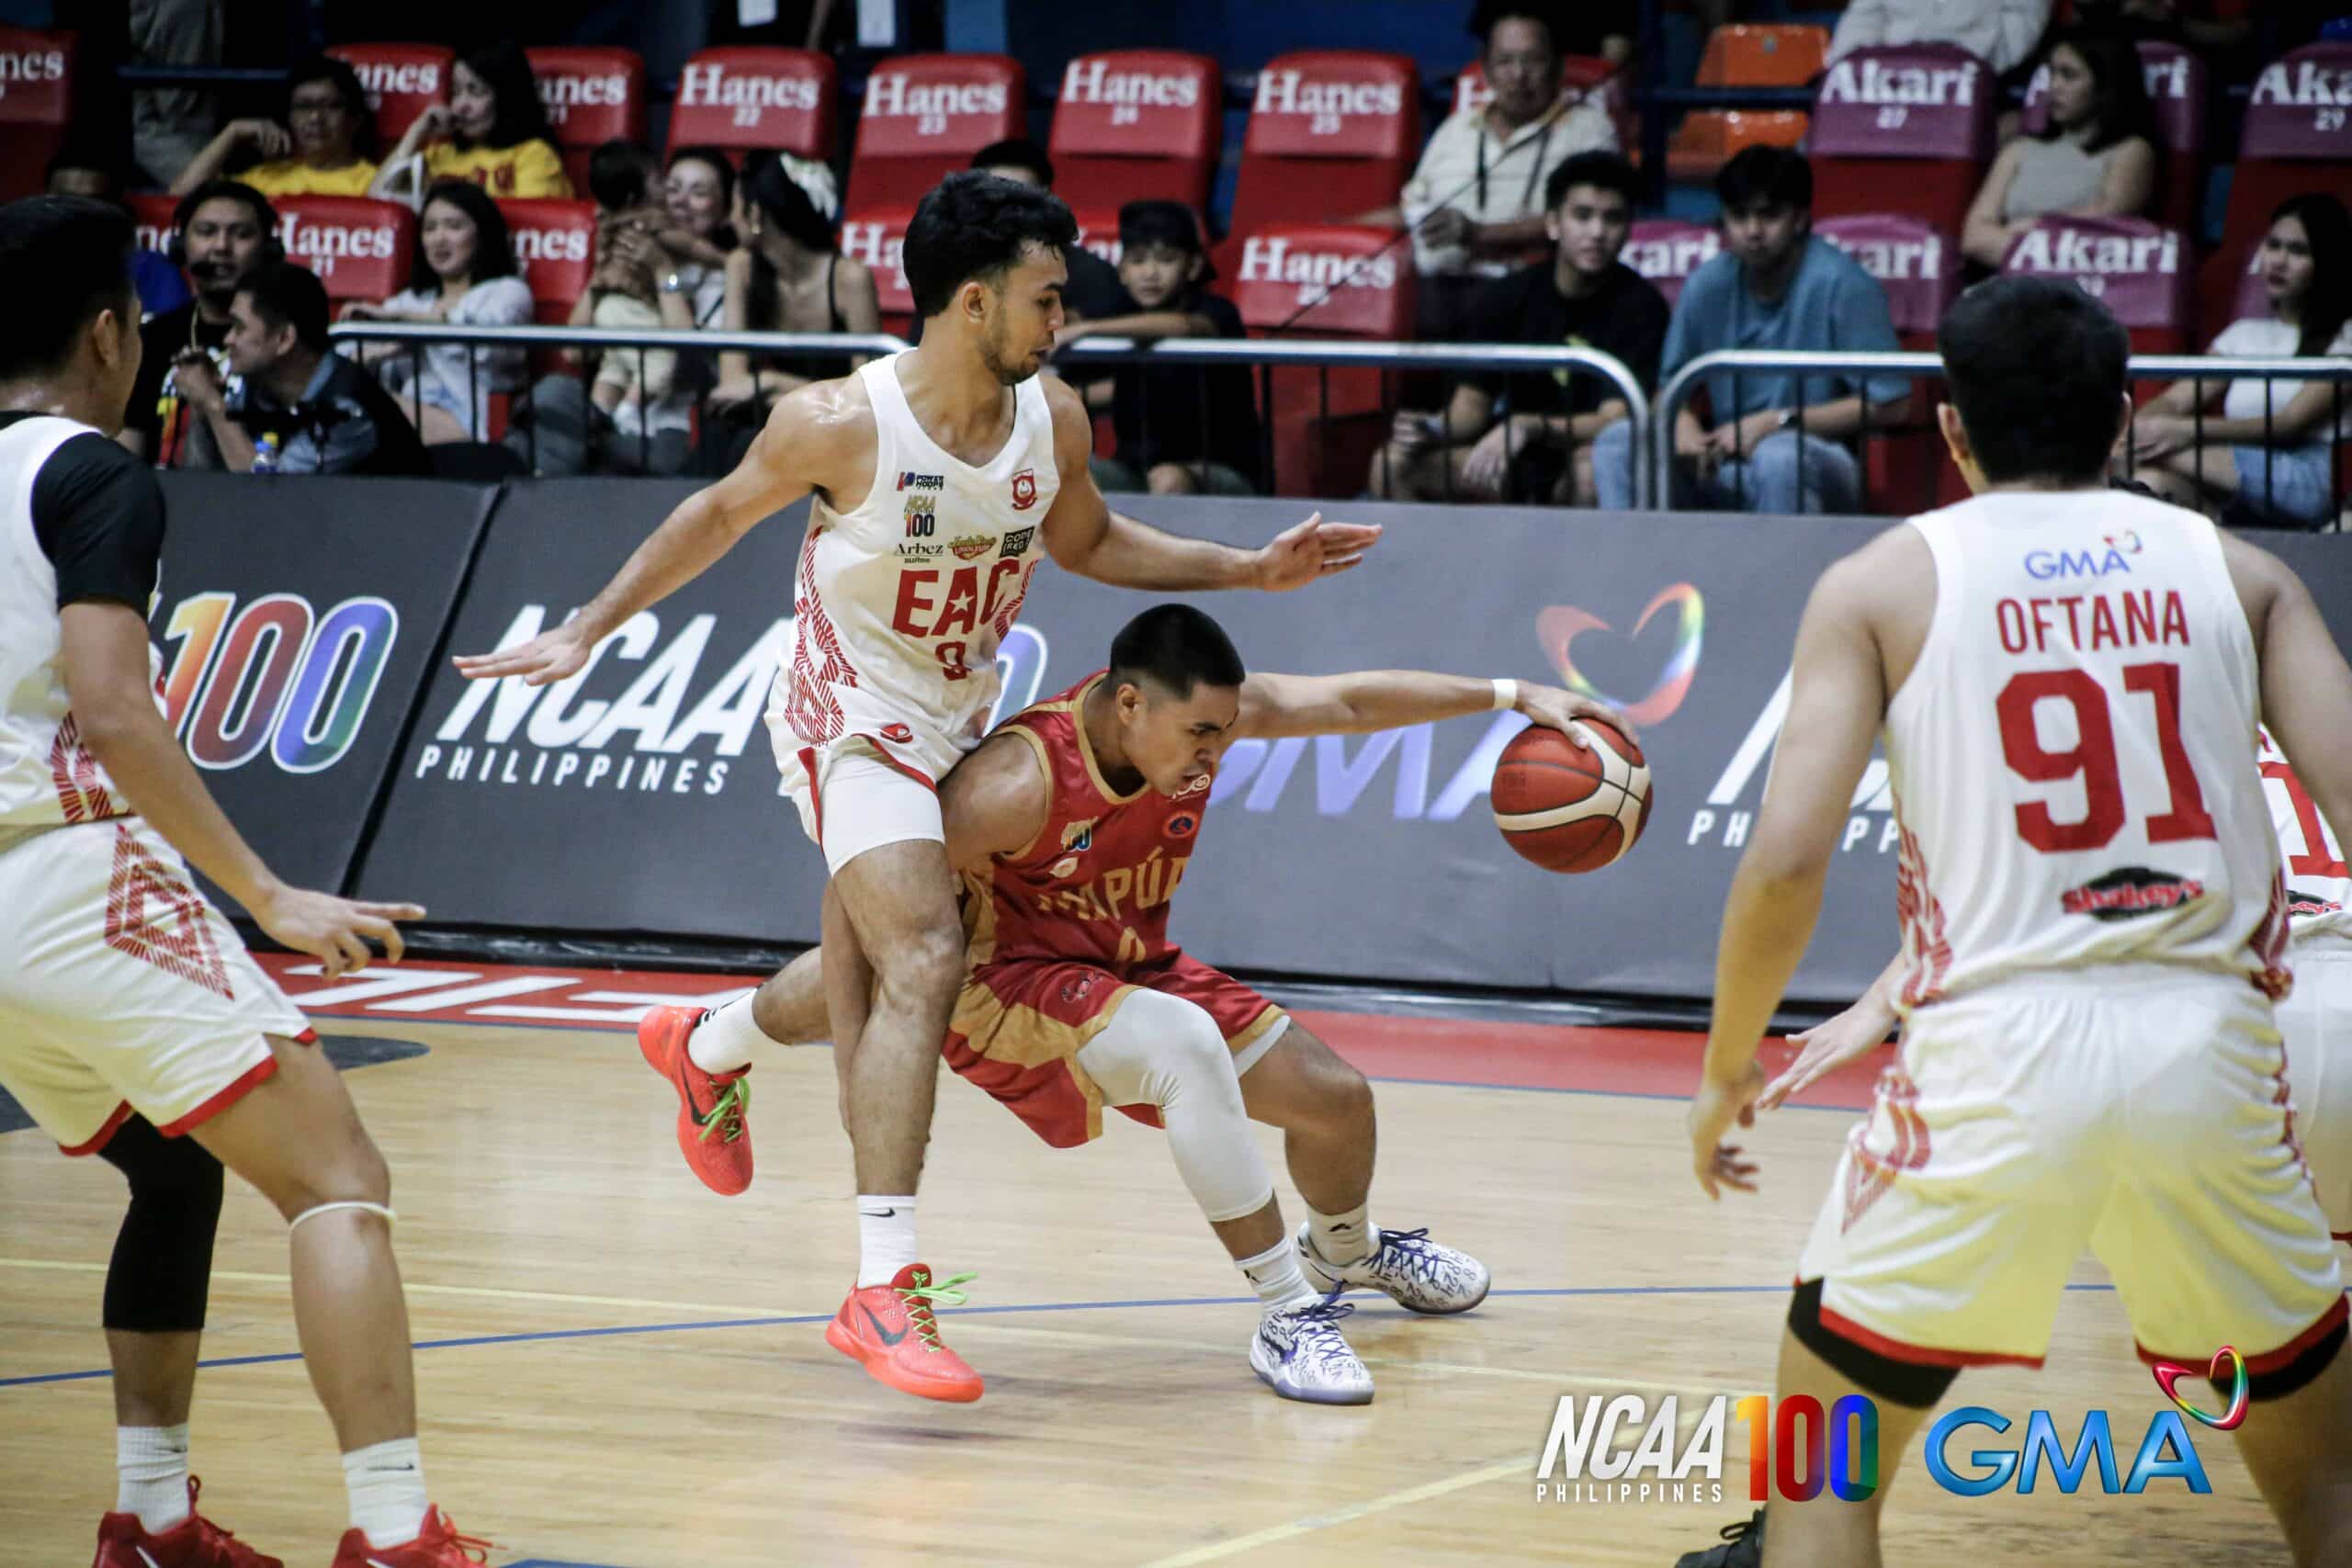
[1996,661,2217,852]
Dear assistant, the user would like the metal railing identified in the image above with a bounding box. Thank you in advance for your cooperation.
[1654,349,2352,525]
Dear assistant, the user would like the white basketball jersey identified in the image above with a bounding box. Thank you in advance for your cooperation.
[2257,726,2352,951]
[0,415,141,839]
[1884,490,2288,1009]
[775,353,1059,782]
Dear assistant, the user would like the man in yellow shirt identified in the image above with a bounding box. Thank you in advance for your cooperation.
[170,57,379,201]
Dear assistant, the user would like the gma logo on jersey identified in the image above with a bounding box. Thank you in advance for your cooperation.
[1532,1382,2232,1505]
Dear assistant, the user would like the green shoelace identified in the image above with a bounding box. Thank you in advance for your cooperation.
[695,1076,750,1145]
[897,1269,978,1351]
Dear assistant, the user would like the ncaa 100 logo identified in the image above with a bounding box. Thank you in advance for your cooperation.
[157,591,399,773]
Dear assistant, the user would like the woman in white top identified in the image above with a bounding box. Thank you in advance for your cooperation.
[1962,29,2160,269]
[2129,195,2352,528]
[345,180,534,445]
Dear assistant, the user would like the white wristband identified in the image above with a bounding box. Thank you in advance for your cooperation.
[1491,678,1518,712]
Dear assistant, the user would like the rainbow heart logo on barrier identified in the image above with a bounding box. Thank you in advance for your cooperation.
[1537,584,1704,726]
[2148,1346,2249,1431]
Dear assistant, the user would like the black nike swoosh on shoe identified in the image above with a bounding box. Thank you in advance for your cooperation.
[861,1304,910,1346]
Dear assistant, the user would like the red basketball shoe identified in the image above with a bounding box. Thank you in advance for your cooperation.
[638,1005,752,1196]
[824,1264,985,1403]
[93,1478,282,1567]
[327,1506,492,1567]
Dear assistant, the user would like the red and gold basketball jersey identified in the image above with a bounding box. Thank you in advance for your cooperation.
[962,672,1213,971]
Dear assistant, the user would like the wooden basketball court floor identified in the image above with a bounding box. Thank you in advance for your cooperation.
[0,955,2321,1567]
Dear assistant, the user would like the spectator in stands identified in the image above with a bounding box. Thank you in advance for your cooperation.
[119,180,276,465]
[1826,0,2054,79]
[46,146,190,318]
[169,55,379,199]
[2127,194,2352,529]
[346,180,533,444]
[167,260,429,476]
[968,139,1131,325]
[370,41,573,201]
[1595,147,1911,514]
[1962,29,2160,270]
[1365,3,1619,342]
[1048,199,1261,496]
[1370,152,1666,507]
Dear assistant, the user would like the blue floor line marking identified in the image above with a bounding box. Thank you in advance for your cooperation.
[0,1282,2120,1391]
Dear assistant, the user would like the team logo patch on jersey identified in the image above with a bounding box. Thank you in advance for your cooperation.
[1011,468,1039,511]
[1165,811,1199,839]
[1062,819,1096,852]
[1051,855,1081,879]
[1060,972,1102,1005]
[1001,525,1035,558]
[2061,867,2206,920]
[949,533,992,561]
[899,471,944,491]
[904,494,936,536]
[878,723,915,745]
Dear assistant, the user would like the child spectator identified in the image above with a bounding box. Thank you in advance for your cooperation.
[372,42,572,201]
[171,55,379,199]
[346,181,533,444]
[1061,200,1261,496]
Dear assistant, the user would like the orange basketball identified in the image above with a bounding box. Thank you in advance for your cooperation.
[1490,719,1653,874]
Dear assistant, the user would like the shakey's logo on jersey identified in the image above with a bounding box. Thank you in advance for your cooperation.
[2060,867,2207,919]
[1537,585,1704,727]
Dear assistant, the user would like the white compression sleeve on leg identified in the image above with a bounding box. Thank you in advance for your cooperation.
[1075,987,1272,1224]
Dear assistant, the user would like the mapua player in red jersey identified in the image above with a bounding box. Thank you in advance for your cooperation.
[639,604,1630,1403]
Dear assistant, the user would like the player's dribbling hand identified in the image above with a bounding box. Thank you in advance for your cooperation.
[1688,1059,1766,1200]
[253,886,424,979]
[1759,992,1898,1111]
[1513,684,1635,750]
[1252,512,1385,590]
[452,620,594,686]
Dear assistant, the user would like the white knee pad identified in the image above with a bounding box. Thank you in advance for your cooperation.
[1077,988,1272,1224]
[288,1201,397,1234]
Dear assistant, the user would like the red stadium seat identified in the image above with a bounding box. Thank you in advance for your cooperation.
[1049,51,1221,220]
[326,43,451,147]
[1818,215,1961,513]
[1227,52,1420,243]
[1666,109,1808,186]
[1672,24,1826,183]
[2222,43,2352,264]
[499,199,596,323]
[1222,222,1411,497]
[839,206,916,338]
[1622,219,1721,309]
[2020,41,2203,233]
[126,191,180,261]
[526,48,646,195]
[275,196,415,302]
[2002,216,2192,362]
[1811,45,1997,237]
[0,28,74,203]
[846,53,1025,212]
[668,47,837,164]
[1069,209,1125,268]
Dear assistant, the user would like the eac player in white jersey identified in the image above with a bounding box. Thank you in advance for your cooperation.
[1682,277,2352,1568]
[455,172,1379,1404]
[0,197,488,1567]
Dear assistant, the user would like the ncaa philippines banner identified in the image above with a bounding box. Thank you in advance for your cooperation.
[153,473,498,913]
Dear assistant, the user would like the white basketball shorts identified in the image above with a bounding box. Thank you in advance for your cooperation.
[1797,968,2347,1374]
[2274,942,2352,1240]
[0,818,313,1155]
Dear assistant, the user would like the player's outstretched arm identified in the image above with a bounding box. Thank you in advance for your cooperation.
[62,603,424,976]
[1691,549,1888,1198]
[2227,532,2352,843]
[452,381,864,686]
[1034,377,1381,592]
[1237,671,1629,744]
[1758,948,1905,1111]
[938,732,1055,874]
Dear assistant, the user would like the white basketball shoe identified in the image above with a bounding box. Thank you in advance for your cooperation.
[1250,1296,1375,1405]
[1298,1224,1492,1314]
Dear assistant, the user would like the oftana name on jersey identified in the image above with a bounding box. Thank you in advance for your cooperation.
[1687,669,1905,857]
[411,606,1056,798]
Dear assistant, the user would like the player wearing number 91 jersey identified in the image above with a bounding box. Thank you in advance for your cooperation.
[1684,277,2352,1568]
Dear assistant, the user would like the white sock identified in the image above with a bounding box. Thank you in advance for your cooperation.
[1306,1200,1375,1268]
[117,1424,190,1533]
[1238,1237,1318,1314]
[686,996,773,1076]
[342,1437,429,1550]
[856,1196,919,1288]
